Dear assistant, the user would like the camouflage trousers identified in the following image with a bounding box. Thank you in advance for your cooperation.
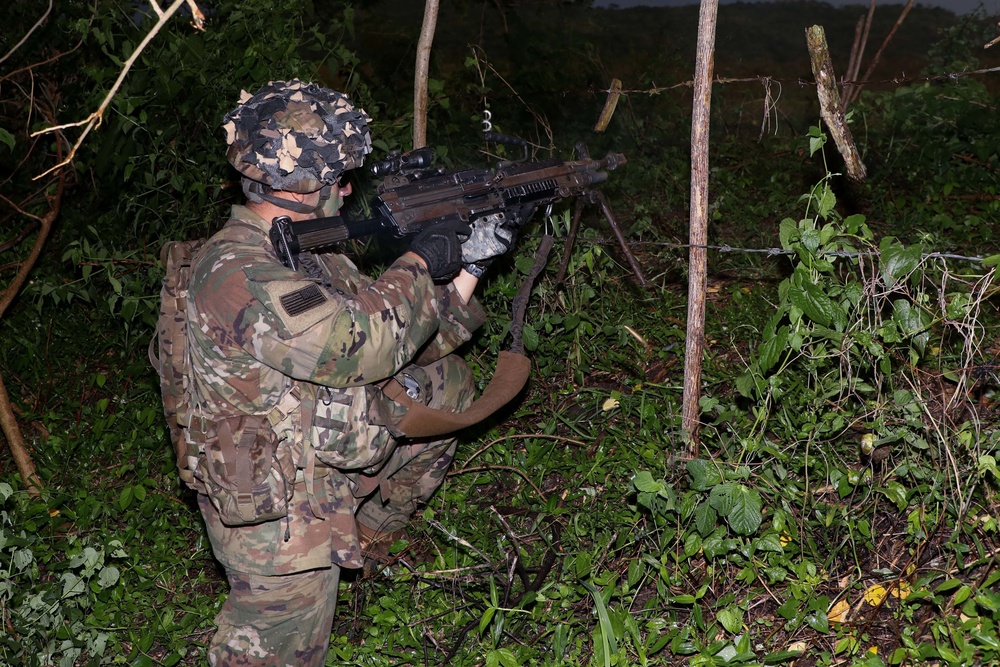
[354,354,475,534]
[208,566,339,667]
[204,355,475,665]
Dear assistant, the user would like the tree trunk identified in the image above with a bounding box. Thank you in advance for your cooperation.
[413,0,440,150]
[682,0,719,457]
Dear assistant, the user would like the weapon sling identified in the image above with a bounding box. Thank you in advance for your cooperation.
[377,234,556,439]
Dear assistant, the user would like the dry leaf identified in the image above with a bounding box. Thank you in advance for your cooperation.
[828,598,851,624]
[864,584,888,606]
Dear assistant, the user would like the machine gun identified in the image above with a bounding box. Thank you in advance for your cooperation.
[270,136,646,286]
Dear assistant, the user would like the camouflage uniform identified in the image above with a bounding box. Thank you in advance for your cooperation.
[188,203,484,665]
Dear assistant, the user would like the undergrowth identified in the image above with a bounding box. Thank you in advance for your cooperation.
[5,6,1000,666]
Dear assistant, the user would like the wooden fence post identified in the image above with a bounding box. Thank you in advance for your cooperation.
[806,25,867,182]
[682,0,719,457]
[413,0,440,150]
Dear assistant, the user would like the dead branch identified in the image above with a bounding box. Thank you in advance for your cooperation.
[848,0,915,104]
[29,0,205,180]
[0,96,68,497]
[842,0,876,106]
[0,0,53,67]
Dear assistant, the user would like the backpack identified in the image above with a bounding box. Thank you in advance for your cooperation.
[150,230,297,526]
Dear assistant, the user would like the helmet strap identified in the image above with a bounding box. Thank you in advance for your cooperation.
[242,178,319,215]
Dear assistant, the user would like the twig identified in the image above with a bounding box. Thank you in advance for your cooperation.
[447,464,547,502]
[0,0,53,67]
[843,0,876,106]
[849,0,916,103]
[460,433,586,469]
[426,519,493,562]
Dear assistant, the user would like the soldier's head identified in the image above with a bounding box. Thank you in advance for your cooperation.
[223,79,372,217]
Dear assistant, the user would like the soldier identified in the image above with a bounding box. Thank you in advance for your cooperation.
[184,79,514,666]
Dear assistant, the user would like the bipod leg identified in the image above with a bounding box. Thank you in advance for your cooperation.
[595,191,647,288]
[554,198,587,285]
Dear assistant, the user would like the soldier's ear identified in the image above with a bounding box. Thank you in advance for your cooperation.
[339,182,353,197]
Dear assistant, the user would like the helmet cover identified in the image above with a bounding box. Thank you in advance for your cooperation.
[223,79,372,193]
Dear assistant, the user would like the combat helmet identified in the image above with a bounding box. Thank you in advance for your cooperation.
[223,79,372,212]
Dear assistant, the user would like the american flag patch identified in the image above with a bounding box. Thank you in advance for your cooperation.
[280,284,327,316]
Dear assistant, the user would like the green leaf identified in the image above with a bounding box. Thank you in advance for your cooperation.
[118,485,134,510]
[880,239,922,286]
[0,128,14,151]
[582,580,618,667]
[632,470,664,494]
[788,269,837,327]
[478,607,496,636]
[758,325,789,374]
[711,484,763,535]
[717,605,744,633]
[808,128,826,156]
[98,565,120,589]
[788,278,835,327]
[754,532,785,553]
[878,481,908,511]
[817,183,836,219]
[521,324,539,352]
[779,218,799,249]
[982,254,1000,267]
[971,628,1000,650]
[575,552,592,579]
[61,572,85,597]
[709,483,737,514]
[694,501,718,536]
[727,485,763,536]
[687,459,724,491]
[763,649,806,664]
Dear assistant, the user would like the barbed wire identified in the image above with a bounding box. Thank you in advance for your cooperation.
[601,64,1000,98]
[587,238,992,264]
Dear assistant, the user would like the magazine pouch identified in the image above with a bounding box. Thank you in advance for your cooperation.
[195,414,295,526]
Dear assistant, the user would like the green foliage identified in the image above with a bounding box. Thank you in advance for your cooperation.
[6,2,1000,666]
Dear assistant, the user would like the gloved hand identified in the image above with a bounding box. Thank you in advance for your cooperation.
[461,213,518,276]
[410,221,470,280]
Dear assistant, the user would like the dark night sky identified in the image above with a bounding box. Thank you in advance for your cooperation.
[594,1,1000,15]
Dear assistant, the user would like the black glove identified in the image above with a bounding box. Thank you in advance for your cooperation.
[410,221,470,280]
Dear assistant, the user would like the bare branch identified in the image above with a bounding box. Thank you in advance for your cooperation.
[0,0,53,67]
[29,0,204,180]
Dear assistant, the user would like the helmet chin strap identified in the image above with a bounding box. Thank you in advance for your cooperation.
[243,179,330,215]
